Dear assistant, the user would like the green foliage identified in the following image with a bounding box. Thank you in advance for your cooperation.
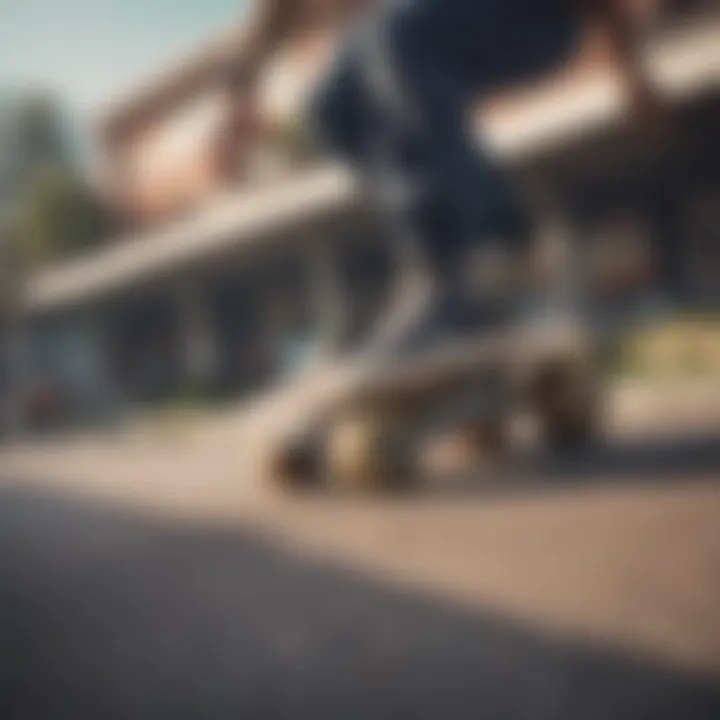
[270,115,322,166]
[15,92,68,169]
[1,90,103,271]
[16,162,103,269]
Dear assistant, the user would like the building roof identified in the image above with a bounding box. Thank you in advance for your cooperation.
[28,19,720,315]
[97,26,242,139]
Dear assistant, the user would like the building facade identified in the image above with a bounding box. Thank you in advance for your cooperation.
[14,2,720,429]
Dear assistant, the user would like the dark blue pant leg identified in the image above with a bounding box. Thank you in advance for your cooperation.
[309,4,531,278]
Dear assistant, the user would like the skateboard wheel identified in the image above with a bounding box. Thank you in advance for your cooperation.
[534,360,600,452]
[544,407,597,451]
[326,410,416,492]
[271,432,323,489]
[461,419,507,460]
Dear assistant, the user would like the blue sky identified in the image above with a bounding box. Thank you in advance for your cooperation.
[0,0,247,118]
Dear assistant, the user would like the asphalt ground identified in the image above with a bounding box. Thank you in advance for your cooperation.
[1,429,719,719]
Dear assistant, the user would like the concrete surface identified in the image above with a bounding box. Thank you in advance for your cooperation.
[0,377,719,719]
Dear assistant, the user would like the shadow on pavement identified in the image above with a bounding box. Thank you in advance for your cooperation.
[421,433,720,499]
[0,485,718,719]
[529,433,720,480]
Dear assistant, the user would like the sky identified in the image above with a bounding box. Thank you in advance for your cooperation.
[0,0,248,120]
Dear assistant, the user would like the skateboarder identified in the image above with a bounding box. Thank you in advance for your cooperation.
[223,0,663,355]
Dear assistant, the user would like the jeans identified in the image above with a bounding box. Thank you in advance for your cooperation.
[309,0,579,277]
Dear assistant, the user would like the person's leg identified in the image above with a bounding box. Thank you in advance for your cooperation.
[308,42,370,167]
[364,6,532,255]
[309,7,530,353]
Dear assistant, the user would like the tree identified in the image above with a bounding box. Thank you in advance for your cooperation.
[0,89,104,436]
[1,90,105,269]
[16,162,104,269]
[0,206,28,438]
[11,91,71,176]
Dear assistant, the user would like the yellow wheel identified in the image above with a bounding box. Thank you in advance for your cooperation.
[326,408,416,493]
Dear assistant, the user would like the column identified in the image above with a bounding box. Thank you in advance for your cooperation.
[306,238,349,359]
[177,283,218,394]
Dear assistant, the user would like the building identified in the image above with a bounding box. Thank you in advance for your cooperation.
[16,2,720,425]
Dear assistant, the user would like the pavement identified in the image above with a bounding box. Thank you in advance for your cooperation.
[0,376,719,719]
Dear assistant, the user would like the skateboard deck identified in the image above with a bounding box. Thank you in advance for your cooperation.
[328,321,590,409]
[271,319,599,490]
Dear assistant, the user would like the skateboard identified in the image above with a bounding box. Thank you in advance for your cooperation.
[270,319,601,492]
